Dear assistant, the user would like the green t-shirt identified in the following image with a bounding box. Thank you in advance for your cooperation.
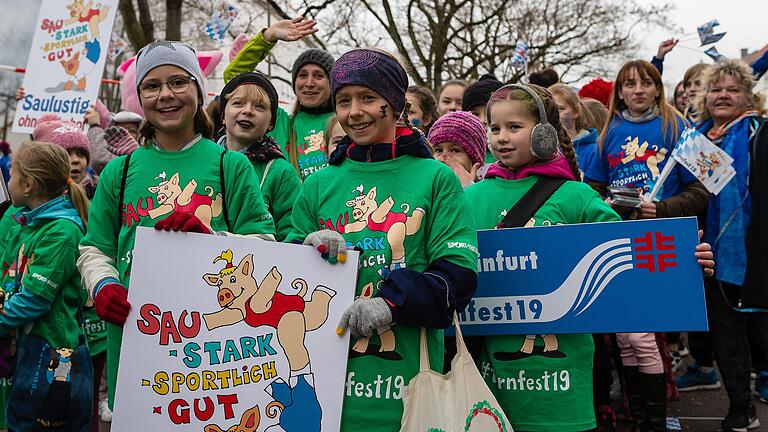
[269,108,335,181]
[81,138,275,406]
[0,205,18,255]
[287,155,478,431]
[0,206,19,429]
[464,175,620,432]
[83,306,107,356]
[252,157,301,242]
[484,148,495,163]
[224,30,335,181]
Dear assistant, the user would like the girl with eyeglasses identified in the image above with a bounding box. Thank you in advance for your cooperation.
[77,41,276,410]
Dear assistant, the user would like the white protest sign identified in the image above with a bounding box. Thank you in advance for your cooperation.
[112,228,358,432]
[13,0,119,134]
[672,128,736,195]
[0,179,7,205]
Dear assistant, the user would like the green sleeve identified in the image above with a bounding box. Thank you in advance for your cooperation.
[223,30,277,83]
[0,205,19,257]
[269,160,301,241]
[224,151,276,236]
[267,107,292,152]
[80,156,122,257]
[22,223,82,302]
[285,173,319,243]
[578,185,622,223]
[425,168,479,271]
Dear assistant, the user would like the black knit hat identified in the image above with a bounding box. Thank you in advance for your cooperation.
[462,74,504,111]
[219,72,279,128]
[291,49,335,89]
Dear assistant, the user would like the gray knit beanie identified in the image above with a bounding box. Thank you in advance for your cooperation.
[291,49,335,89]
[135,41,205,105]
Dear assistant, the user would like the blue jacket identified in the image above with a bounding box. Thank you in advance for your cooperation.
[0,155,10,186]
[573,128,599,178]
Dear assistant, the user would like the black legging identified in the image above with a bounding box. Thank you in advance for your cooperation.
[592,333,613,407]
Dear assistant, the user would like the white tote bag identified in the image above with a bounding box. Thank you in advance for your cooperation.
[399,314,513,432]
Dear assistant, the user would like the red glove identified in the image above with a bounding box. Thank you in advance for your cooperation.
[95,282,131,326]
[154,211,212,234]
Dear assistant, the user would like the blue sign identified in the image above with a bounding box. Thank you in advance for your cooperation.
[456,217,707,335]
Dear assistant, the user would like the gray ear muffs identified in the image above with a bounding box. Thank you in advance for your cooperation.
[491,84,559,159]
[530,122,559,159]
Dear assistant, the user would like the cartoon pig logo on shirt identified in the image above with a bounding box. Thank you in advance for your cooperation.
[146,172,223,231]
[344,185,425,271]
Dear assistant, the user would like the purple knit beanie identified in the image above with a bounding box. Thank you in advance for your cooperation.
[331,49,408,114]
[428,111,487,165]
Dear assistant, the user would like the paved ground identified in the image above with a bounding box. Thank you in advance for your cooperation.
[614,386,768,431]
[99,359,768,432]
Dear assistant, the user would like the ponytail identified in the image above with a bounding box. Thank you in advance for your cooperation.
[13,141,91,227]
[68,180,90,229]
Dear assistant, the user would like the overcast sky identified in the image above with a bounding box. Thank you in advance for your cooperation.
[638,0,768,90]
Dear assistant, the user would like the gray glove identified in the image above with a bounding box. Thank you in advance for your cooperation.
[304,230,347,264]
[338,297,393,338]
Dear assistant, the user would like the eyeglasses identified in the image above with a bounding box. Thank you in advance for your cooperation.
[139,76,196,99]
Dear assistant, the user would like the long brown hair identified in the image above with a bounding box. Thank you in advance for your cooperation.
[599,60,684,154]
[487,84,581,180]
[13,141,89,227]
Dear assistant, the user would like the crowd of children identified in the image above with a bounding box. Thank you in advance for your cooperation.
[2,15,767,432]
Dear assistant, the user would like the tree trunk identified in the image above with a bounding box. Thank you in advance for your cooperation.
[118,0,147,50]
[137,0,154,45]
[165,0,183,41]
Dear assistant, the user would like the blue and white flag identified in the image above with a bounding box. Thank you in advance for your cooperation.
[704,46,724,61]
[672,128,735,195]
[456,218,707,335]
[697,19,725,46]
[204,0,238,43]
[108,32,128,61]
[511,41,528,68]
[700,32,726,46]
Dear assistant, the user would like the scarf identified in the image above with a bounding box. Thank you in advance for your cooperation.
[484,153,577,181]
[706,110,760,142]
[241,135,285,163]
[218,135,285,162]
[699,112,758,286]
[329,127,432,164]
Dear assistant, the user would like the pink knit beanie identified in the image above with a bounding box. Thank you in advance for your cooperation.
[427,111,487,165]
[33,115,91,162]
